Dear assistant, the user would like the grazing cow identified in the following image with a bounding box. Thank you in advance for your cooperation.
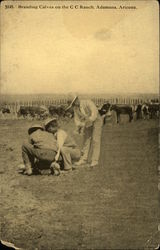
[148,103,159,119]
[135,104,142,120]
[17,106,29,118]
[98,103,111,116]
[111,104,133,123]
[48,104,74,118]
[98,102,112,124]
[141,104,149,120]
[0,107,10,114]
[150,98,159,103]
[17,106,49,119]
[48,105,66,117]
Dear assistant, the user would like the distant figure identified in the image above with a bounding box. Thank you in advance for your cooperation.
[66,94,103,167]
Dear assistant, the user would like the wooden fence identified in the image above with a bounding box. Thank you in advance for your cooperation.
[0,97,151,115]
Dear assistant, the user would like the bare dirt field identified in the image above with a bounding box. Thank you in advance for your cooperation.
[0,117,159,250]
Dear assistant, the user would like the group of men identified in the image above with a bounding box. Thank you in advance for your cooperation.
[19,94,103,176]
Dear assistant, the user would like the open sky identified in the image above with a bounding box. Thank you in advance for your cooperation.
[1,0,159,95]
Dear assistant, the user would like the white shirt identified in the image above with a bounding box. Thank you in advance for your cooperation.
[74,99,99,128]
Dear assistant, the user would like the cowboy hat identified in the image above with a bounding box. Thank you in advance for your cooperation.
[65,94,78,111]
[44,117,58,128]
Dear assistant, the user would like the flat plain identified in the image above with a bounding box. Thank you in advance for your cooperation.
[0,116,159,250]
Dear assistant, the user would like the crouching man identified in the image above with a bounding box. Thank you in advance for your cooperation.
[44,118,81,171]
[21,124,60,176]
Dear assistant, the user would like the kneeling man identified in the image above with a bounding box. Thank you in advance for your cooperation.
[21,124,59,175]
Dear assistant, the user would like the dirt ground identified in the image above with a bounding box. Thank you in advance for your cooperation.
[0,116,159,250]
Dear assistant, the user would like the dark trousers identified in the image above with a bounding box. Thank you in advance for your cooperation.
[22,143,57,168]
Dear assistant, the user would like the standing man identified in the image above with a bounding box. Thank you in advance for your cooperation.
[66,94,103,167]
[44,118,81,171]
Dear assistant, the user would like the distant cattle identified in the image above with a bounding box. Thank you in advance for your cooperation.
[133,103,160,120]
[148,103,159,119]
[0,107,10,114]
[150,98,159,104]
[49,104,74,118]
[48,105,66,117]
[111,104,133,123]
[17,106,49,119]
[98,103,112,124]
[135,104,142,120]
[98,103,134,124]
[98,103,111,116]
[140,103,159,120]
[141,104,149,120]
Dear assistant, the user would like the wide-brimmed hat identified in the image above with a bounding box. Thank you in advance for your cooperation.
[28,124,44,135]
[65,94,78,111]
[44,117,58,128]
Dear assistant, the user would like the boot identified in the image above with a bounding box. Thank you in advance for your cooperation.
[74,158,87,166]
[18,164,26,172]
[90,161,98,167]
[24,164,33,176]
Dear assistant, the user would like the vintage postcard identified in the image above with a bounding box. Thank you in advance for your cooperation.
[0,0,159,249]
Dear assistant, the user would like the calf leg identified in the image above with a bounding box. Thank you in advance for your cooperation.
[129,113,133,122]
[117,113,120,123]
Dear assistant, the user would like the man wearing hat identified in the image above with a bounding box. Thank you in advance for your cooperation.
[21,124,60,175]
[44,117,81,171]
[66,94,103,167]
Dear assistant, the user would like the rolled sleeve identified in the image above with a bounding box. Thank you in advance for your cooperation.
[57,130,67,149]
[87,100,98,122]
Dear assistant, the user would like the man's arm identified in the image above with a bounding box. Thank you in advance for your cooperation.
[74,109,85,127]
[55,129,67,161]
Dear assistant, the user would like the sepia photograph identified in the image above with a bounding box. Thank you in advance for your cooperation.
[0,0,159,249]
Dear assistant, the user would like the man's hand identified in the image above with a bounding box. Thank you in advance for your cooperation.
[74,126,84,135]
[85,118,93,128]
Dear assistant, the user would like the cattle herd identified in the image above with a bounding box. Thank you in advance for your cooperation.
[0,99,159,123]
[0,104,73,120]
[98,101,159,124]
